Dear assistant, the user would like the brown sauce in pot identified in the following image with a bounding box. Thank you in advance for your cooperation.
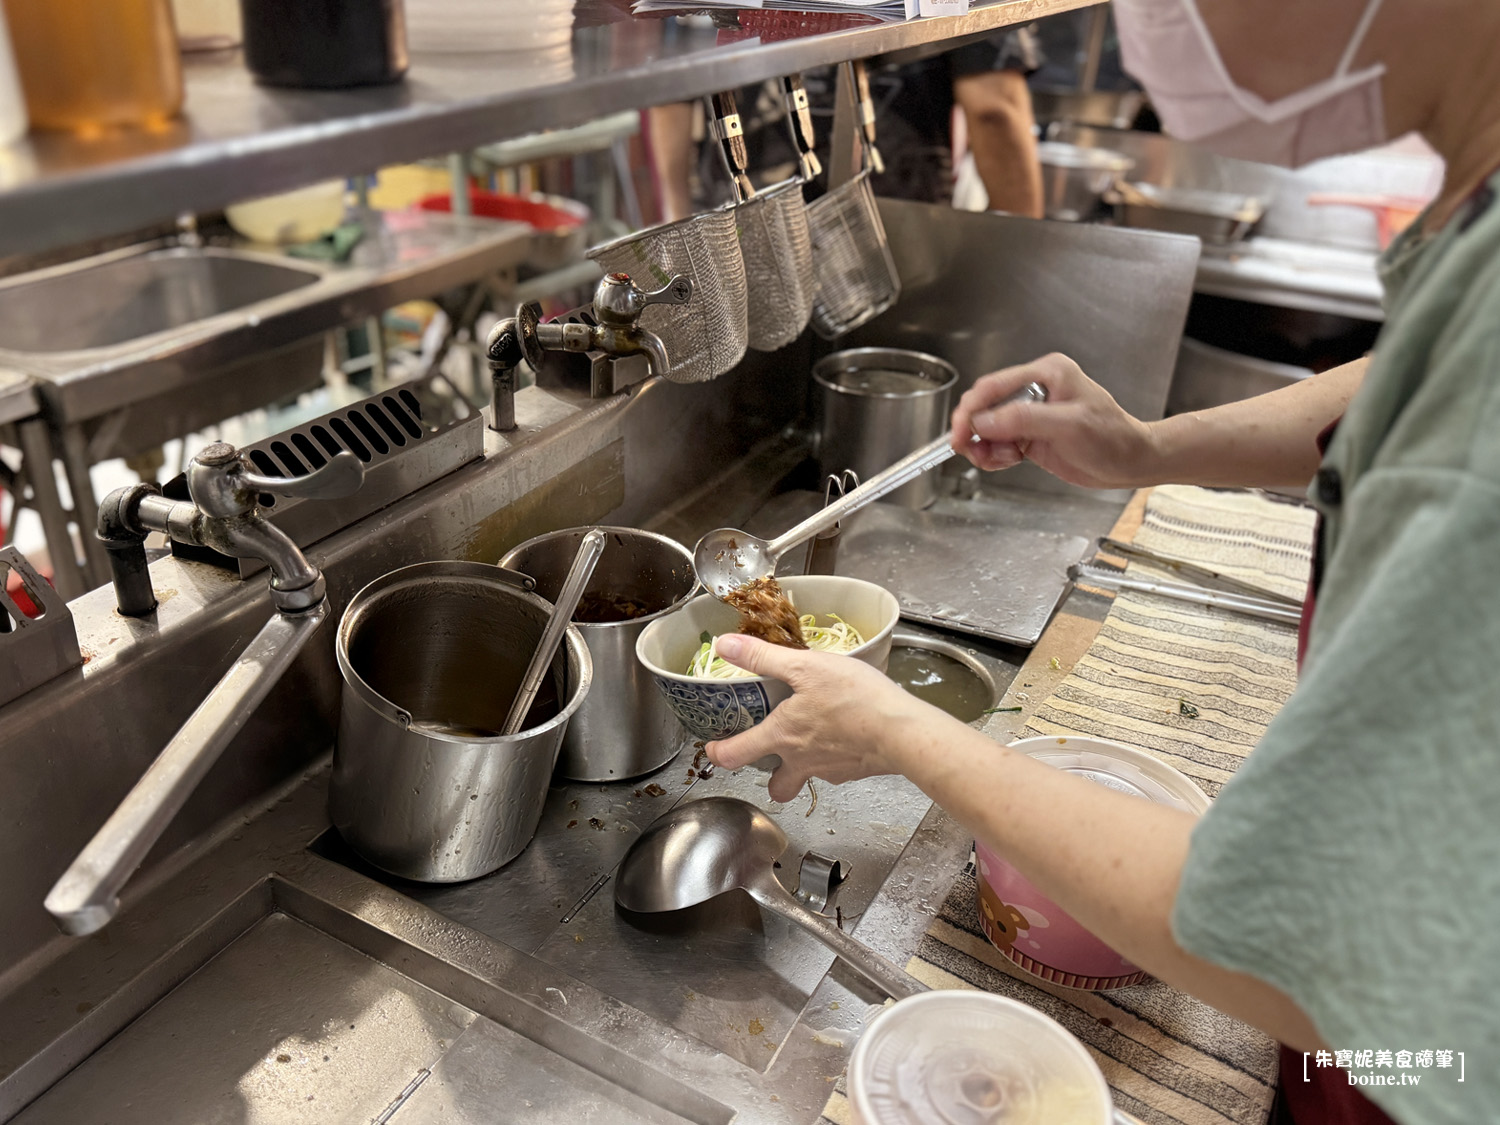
[724,577,808,649]
[573,592,655,623]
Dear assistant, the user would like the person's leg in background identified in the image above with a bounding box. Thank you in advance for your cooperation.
[953,67,1043,218]
[644,102,696,223]
[950,27,1044,218]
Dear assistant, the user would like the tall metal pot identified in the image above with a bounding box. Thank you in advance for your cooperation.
[501,527,696,781]
[814,347,959,510]
[330,560,592,882]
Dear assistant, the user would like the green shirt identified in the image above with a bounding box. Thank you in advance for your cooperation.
[1172,171,1500,1124]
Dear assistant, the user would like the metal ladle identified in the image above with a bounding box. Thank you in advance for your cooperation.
[615,796,927,1000]
[693,382,1047,599]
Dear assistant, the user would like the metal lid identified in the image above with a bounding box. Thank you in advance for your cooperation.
[849,992,1113,1125]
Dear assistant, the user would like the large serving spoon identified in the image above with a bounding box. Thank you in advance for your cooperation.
[616,796,928,1000]
[693,382,1047,599]
[500,527,607,735]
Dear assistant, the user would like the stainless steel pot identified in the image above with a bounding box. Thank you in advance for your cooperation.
[1036,142,1135,222]
[330,560,592,883]
[500,527,696,782]
[813,347,959,510]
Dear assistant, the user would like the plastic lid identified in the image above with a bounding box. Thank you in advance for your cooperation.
[849,993,1112,1125]
[1014,736,1211,816]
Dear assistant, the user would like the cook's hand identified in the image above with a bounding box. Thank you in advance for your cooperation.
[950,353,1157,489]
[704,635,944,803]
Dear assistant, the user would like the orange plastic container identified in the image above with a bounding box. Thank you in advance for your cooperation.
[3,0,183,133]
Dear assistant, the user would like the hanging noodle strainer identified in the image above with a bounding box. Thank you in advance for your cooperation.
[586,209,748,384]
[735,177,816,352]
[806,61,901,340]
[704,89,816,352]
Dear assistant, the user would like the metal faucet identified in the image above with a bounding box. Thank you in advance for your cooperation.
[46,443,364,936]
[486,271,692,431]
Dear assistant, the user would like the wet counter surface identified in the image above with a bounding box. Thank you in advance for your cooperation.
[7,749,971,1123]
[2,440,1127,1121]
[3,599,1061,1121]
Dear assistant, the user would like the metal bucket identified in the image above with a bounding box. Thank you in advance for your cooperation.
[330,560,592,883]
[814,347,958,510]
[501,527,696,782]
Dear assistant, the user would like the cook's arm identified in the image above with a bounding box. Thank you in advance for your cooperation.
[704,636,1326,1051]
[1146,355,1367,488]
[954,353,1368,490]
[890,716,1325,1051]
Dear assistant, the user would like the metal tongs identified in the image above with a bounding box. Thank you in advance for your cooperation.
[1071,537,1303,626]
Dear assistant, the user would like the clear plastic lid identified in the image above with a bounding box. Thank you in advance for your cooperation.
[849,992,1113,1125]
[1015,736,1211,816]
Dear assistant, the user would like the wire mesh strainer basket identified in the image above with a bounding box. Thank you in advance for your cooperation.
[587,209,748,384]
[734,178,816,352]
[807,169,901,340]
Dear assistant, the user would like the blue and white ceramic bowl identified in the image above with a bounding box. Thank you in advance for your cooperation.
[635,574,900,744]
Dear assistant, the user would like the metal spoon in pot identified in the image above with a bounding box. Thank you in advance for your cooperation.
[693,382,1047,600]
[615,796,927,1000]
[501,527,607,735]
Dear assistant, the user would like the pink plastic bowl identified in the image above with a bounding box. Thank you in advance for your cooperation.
[975,735,1210,991]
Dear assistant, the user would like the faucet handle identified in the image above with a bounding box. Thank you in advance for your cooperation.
[240,450,364,501]
[592,272,692,326]
[641,275,693,307]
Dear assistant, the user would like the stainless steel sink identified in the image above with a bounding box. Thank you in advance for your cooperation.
[0,768,936,1124]
[0,208,532,597]
[0,211,532,425]
[14,907,705,1125]
[0,247,320,353]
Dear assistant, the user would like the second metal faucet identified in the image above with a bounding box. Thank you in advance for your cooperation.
[486,271,691,431]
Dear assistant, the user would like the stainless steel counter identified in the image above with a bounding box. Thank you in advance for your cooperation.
[1194,236,1384,322]
[0,200,1189,1120]
[2,752,985,1123]
[0,370,36,426]
[0,0,1096,259]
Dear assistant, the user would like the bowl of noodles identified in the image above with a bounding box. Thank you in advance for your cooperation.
[635,575,900,743]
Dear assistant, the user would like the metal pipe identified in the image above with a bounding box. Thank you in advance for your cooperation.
[44,604,328,935]
[96,484,159,618]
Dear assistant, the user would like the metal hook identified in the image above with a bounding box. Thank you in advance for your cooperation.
[803,469,860,576]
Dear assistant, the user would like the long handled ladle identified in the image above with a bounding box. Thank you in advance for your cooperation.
[693,382,1047,599]
[616,796,928,1000]
[501,527,607,735]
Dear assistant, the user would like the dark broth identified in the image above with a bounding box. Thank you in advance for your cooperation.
[885,645,993,723]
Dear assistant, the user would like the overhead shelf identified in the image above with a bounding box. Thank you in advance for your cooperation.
[0,0,1091,258]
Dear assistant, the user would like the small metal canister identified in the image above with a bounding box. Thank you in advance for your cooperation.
[330,560,592,883]
[501,527,697,782]
[814,347,959,510]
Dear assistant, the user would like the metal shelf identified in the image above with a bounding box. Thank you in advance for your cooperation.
[0,0,1092,258]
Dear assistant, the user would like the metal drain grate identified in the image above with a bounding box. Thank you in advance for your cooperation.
[169,376,484,577]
